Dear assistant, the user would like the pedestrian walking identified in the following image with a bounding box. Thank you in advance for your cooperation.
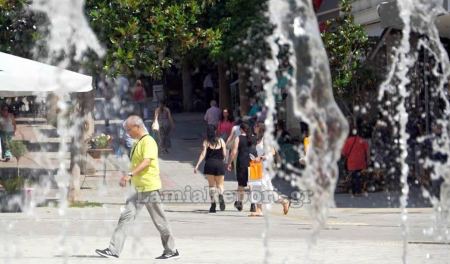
[342,124,370,196]
[154,100,174,154]
[132,80,147,117]
[0,105,16,161]
[95,115,179,260]
[204,100,221,126]
[249,123,290,217]
[225,118,242,174]
[227,122,257,212]
[194,125,227,213]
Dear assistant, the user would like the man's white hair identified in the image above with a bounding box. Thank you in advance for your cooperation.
[124,115,144,128]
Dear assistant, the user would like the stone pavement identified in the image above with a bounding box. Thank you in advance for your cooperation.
[0,205,448,263]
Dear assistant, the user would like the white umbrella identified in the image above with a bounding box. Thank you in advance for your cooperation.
[0,52,93,97]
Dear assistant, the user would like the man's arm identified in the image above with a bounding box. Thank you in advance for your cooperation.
[225,127,235,146]
[227,137,239,171]
[120,158,152,187]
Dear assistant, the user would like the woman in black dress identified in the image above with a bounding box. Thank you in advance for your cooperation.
[195,125,227,213]
[227,123,257,212]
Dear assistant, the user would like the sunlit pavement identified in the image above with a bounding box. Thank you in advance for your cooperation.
[0,205,448,263]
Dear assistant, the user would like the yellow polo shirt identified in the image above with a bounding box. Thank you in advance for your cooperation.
[130,134,161,192]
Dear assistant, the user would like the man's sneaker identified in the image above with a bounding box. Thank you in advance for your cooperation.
[95,248,118,258]
[155,249,180,259]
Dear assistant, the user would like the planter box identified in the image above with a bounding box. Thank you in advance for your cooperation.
[87,148,113,159]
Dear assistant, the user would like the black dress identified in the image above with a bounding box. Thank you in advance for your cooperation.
[236,135,257,187]
[203,142,225,176]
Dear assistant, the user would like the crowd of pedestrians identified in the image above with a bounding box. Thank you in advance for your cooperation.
[88,76,445,260]
[194,100,292,215]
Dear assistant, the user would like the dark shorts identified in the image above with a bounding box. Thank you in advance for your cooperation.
[204,159,225,176]
[236,164,248,187]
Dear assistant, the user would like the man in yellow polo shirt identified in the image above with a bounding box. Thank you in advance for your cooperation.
[95,115,179,260]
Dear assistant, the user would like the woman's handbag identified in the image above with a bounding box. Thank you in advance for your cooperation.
[248,160,263,182]
[151,119,160,131]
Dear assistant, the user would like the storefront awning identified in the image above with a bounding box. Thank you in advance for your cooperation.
[0,52,93,97]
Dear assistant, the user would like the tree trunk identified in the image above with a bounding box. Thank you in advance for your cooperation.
[68,90,95,202]
[218,61,231,109]
[182,57,193,111]
[238,65,249,115]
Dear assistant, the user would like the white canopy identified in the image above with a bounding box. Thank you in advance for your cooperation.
[0,52,93,97]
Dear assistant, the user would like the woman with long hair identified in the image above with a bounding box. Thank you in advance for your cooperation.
[227,122,257,212]
[154,100,174,154]
[195,125,227,213]
[250,122,290,216]
[217,108,234,140]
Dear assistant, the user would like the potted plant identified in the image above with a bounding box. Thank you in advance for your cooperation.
[0,140,28,212]
[88,134,112,159]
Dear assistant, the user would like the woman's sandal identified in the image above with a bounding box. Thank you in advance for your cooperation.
[248,213,264,217]
[282,200,291,215]
[249,208,264,217]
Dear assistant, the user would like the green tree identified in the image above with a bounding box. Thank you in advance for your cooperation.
[85,0,222,111]
[0,0,48,58]
[85,0,220,77]
[202,0,273,111]
[321,0,369,97]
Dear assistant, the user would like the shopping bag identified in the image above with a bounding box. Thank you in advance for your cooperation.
[151,119,160,131]
[248,160,263,182]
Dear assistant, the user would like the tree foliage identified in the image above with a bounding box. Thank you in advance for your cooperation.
[85,0,221,77]
[321,0,369,96]
[0,0,48,59]
[203,0,273,66]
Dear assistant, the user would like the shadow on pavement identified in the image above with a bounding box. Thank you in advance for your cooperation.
[165,209,259,217]
[55,255,103,259]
